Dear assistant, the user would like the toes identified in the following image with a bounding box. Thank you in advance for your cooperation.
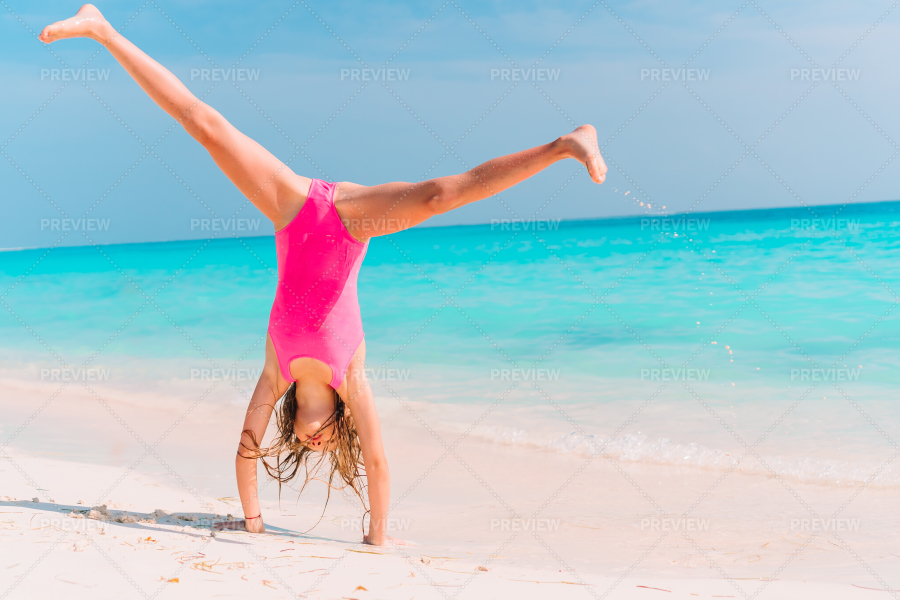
[39,25,58,42]
[587,156,606,184]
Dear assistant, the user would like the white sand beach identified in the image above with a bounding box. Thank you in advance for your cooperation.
[2,455,897,600]
[2,377,899,598]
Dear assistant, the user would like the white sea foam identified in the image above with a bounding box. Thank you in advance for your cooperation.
[471,425,900,488]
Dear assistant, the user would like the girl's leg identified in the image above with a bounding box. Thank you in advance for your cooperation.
[40,5,309,229]
[335,124,606,241]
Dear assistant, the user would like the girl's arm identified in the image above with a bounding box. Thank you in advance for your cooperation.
[339,344,392,545]
[351,385,390,545]
[215,340,285,533]
[232,369,280,533]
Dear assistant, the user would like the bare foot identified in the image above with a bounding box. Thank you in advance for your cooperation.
[363,534,415,547]
[38,4,114,44]
[560,124,607,184]
[213,519,266,533]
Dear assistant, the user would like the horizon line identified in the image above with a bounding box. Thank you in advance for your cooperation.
[4,197,899,254]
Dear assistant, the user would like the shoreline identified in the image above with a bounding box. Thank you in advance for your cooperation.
[3,370,897,492]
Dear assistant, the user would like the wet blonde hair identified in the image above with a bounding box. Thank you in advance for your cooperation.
[241,383,367,520]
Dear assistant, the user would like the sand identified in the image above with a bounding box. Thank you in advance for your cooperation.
[2,376,899,598]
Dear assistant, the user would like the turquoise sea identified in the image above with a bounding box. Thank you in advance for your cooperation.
[3,201,900,486]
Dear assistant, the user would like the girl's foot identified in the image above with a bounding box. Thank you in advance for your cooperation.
[39,4,113,44]
[363,534,415,547]
[213,519,266,534]
[560,124,607,184]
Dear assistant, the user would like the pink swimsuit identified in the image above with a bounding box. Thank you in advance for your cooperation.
[268,179,368,389]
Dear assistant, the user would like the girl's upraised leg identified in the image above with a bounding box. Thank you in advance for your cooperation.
[40,4,310,229]
[335,125,607,241]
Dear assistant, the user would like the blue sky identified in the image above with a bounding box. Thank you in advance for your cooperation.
[2,0,899,248]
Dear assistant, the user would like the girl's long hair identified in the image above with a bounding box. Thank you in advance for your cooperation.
[241,383,367,522]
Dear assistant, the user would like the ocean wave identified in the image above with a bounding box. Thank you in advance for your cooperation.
[472,426,900,488]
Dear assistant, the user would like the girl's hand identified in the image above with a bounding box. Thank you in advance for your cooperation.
[213,518,265,533]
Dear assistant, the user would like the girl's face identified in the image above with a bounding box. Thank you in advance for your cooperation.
[300,421,335,451]
[294,391,337,451]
